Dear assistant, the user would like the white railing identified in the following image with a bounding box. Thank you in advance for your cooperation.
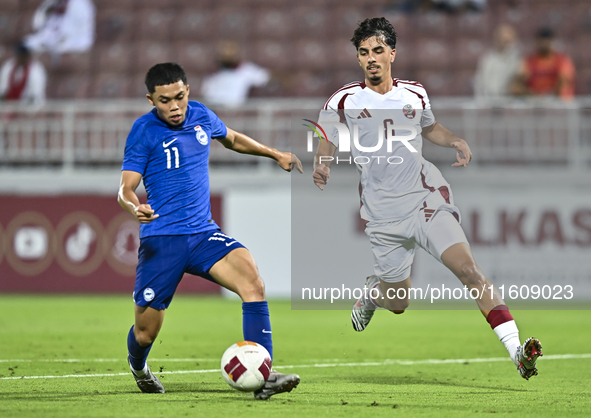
[0,97,590,170]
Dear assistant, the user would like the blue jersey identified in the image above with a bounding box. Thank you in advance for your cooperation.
[122,101,227,238]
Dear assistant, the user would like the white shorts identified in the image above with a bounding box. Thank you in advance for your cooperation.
[365,190,468,283]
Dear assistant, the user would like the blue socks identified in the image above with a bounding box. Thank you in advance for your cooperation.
[242,301,273,360]
[128,303,273,371]
[127,325,152,373]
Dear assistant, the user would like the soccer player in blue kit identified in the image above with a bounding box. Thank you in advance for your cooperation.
[118,63,303,399]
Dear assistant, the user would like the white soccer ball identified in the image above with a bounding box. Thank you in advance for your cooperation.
[221,341,272,392]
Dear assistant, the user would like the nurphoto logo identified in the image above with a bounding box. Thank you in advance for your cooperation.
[303,116,418,165]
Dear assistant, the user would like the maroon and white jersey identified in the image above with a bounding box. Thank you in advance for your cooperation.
[319,79,452,222]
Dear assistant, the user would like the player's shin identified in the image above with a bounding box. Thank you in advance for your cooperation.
[486,305,520,363]
[242,301,273,360]
[127,325,153,376]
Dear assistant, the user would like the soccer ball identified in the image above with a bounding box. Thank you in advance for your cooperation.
[221,341,272,392]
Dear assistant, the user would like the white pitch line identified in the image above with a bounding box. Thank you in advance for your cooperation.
[1,353,590,381]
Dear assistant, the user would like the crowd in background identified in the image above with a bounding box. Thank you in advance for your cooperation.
[0,0,582,106]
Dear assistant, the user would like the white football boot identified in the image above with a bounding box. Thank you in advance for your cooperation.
[351,275,380,332]
[513,337,543,380]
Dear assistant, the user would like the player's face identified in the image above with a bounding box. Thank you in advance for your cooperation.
[147,81,190,126]
[357,37,396,84]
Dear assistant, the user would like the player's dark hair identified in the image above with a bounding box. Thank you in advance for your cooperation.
[351,17,397,50]
[145,62,187,94]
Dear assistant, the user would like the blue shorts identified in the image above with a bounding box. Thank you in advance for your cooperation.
[133,229,246,310]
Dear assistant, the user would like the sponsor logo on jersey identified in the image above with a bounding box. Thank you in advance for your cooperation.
[356,108,372,119]
[143,287,155,302]
[162,137,178,147]
[195,125,208,145]
[403,104,416,119]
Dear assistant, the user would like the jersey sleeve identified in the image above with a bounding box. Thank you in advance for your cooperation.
[319,85,358,147]
[420,89,436,128]
[122,120,151,175]
[206,107,228,139]
[318,107,341,148]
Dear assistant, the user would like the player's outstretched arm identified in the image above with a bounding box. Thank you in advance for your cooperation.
[422,122,472,167]
[312,140,337,191]
[118,170,159,223]
[217,128,303,173]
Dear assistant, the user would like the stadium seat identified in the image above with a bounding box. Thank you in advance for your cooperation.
[454,12,492,37]
[414,38,451,70]
[453,37,487,70]
[0,0,19,13]
[574,35,591,66]
[129,71,149,98]
[96,9,136,43]
[0,13,20,44]
[415,70,455,96]
[52,52,94,75]
[134,42,174,73]
[331,7,383,37]
[286,71,333,97]
[213,8,253,40]
[48,74,91,99]
[382,12,411,40]
[414,12,453,38]
[174,42,216,73]
[91,73,131,98]
[174,8,217,41]
[96,0,137,8]
[449,69,476,96]
[575,68,591,96]
[293,6,330,39]
[137,9,175,42]
[253,9,293,39]
[133,0,176,6]
[250,40,291,71]
[392,38,415,73]
[332,38,356,68]
[331,70,364,92]
[292,40,333,71]
[96,43,132,74]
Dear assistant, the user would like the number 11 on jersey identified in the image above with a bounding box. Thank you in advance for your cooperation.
[164,147,180,169]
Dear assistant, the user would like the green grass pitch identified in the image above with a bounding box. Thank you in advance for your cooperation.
[0,295,590,418]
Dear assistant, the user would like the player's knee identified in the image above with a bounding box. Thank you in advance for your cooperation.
[458,261,484,287]
[236,264,265,300]
[390,309,406,315]
[134,328,158,346]
[248,275,266,298]
[384,297,410,312]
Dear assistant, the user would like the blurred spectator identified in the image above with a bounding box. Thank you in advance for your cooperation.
[512,27,575,99]
[430,0,486,13]
[24,0,95,56]
[474,24,520,99]
[387,0,486,13]
[200,41,270,107]
[0,43,47,106]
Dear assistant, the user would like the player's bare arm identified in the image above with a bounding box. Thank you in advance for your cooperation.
[312,140,337,190]
[118,170,159,223]
[218,128,303,173]
[422,122,472,167]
